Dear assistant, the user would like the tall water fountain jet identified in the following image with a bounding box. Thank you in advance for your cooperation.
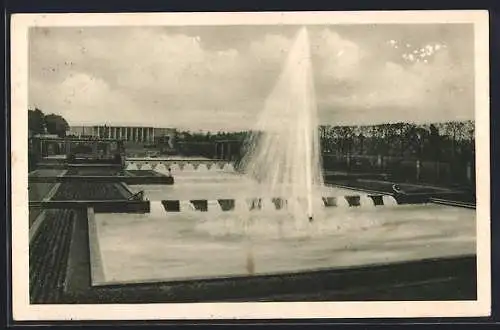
[240,27,324,224]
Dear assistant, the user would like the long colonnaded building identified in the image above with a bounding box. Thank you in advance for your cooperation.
[67,125,175,145]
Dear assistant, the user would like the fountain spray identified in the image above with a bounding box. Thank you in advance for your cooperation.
[240,26,323,225]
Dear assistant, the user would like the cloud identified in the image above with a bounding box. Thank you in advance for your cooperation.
[249,34,291,63]
[29,25,474,131]
[312,28,473,125]
[312,29,366,81]
[30,72,143,126]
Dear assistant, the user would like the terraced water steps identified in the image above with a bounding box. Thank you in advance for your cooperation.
[156,195,399,213]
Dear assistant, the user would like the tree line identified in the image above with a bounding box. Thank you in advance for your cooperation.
[173,121,475,163]
[175,130,248,143]
[28,108,70,138]
[319,120,475,162]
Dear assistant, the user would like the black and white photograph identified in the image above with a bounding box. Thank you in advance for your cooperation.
[11,11,490,320]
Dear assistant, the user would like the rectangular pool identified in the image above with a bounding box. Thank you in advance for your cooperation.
[91,170,476,285]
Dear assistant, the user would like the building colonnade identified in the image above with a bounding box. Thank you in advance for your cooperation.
[92,126,155,143]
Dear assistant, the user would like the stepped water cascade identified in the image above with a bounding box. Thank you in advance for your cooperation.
[240,27,324,226]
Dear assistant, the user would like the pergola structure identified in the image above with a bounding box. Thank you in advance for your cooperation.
[213,140,241,160]
[175,139,242,161]
[30,136,125,162]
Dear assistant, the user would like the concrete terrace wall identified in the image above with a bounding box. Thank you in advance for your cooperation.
[28,169,67,226]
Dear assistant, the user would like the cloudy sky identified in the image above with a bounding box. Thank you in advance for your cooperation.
[29,24,474,131]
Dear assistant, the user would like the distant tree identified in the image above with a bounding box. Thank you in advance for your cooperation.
[358,133,365,155]
[400,124,417,157]
[336,126,353,154]
[427,124,441,160]
[44,113,69,137]
[442,121,467,160]
[414,126,430,158]
[28,108,46,135]
[464,120,475,154]
[392,122,406,156]
[373,124,388,155]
